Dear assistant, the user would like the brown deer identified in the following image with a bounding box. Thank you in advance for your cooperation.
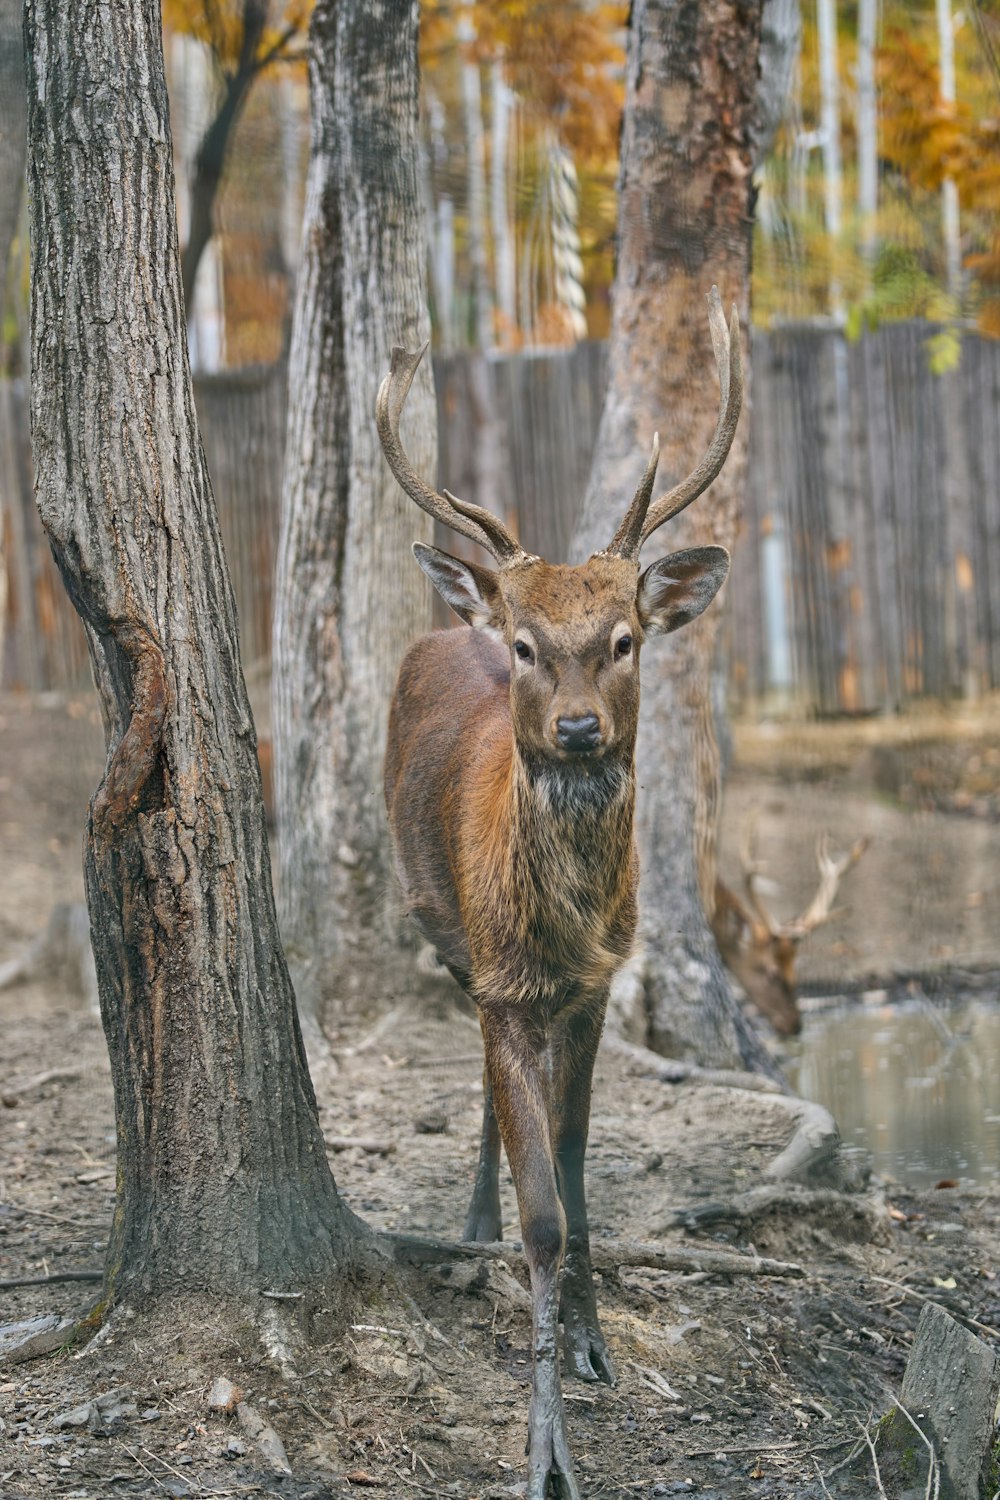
[378,289,741,1500]
[712,830,869,1036]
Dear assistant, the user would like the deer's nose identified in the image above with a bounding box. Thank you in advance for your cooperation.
[556,713,602,752]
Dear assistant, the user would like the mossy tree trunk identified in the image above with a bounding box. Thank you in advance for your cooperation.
[25,0,368,1306]
[572,0,780,1079]
[272,0,434,1034]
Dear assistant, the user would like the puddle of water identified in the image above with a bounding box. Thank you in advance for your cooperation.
[784,998,1000,1188]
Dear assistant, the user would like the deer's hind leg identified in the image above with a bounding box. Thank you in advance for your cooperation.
[463,1048,503,1242]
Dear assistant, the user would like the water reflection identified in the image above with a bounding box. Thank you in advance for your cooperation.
[785,998,1000,1188]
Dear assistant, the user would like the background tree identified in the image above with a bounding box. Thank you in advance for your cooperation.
[571,0,778,1077]
[271,0,435,1038]
[25,0,367,1311]
[162,0,310,310]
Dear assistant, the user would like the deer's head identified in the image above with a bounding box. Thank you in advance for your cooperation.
[376,289,741,769]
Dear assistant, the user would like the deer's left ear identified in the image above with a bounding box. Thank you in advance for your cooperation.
[637,546,730,636]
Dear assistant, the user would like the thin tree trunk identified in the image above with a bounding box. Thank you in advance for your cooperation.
[936,0,962,300]
[490,59,517,344]
[571,0,780,1082]
[272,0,435,1034]
[857,0,878,277]
[25,0,366,1306]
[816,0,842,312]
[180,0,268,314]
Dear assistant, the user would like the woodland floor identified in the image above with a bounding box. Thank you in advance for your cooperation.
[1,689,999,1500]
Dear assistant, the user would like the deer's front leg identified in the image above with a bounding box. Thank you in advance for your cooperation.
[552,996,615,1386]
[481,1006,579,1500]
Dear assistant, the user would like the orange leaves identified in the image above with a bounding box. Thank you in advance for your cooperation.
[877,27,969,193]
[420,1,627,168]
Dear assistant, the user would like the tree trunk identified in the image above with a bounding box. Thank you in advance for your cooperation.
[816,0,842,311]
[571,0,780,1081]
[857,0,878,277]
[25,0,367,1306]
[0,0,27,670]
[272,0,435,1034]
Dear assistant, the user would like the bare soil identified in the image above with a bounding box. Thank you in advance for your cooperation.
[1,691,999,1500]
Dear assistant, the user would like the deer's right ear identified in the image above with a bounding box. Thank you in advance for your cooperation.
[412,542,503,632]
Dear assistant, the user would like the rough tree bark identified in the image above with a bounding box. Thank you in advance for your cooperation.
[0,0,27,670]
[572,0,780,1079]
[272,0,435,1034]
[25,0,368,1308]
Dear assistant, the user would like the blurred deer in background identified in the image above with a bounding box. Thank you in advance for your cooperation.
[378,289,741,1500]
[712,827,870,1036]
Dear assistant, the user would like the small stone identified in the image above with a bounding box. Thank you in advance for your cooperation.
[50,1402,97,1430]
[141,1408,161,1422]
[225,1437,248,1457]
[206,1375,242,1412]
[414,1111,449,1135]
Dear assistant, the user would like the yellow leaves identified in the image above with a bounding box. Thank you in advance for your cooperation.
[162,0,311,74]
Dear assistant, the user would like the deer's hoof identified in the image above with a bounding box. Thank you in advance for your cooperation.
[562,1304,616,1386]
[526,1415,581,1500]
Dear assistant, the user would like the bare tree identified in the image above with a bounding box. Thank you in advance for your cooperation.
[571,0,779,1080]
[272,0,435,1036]
[178,0,304,312]
[25,0,368,1310]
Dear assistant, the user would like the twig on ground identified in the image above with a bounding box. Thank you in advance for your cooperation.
[384,1231,804,1280]
[893,1398,941,1500]
[856,1417,889,1500]
[871,1275,1000,1339]
[814,1458,834,1499]
[0,1269,102,1290]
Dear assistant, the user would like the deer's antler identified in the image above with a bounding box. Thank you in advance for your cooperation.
[784,834,870,938]
[607,286,743,560]
[376,343,529,567]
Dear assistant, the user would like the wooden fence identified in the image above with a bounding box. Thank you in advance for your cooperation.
[4,323,1000,713]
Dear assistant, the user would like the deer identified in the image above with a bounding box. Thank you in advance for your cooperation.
[377,288,741,1500]
[712,828,870,1036]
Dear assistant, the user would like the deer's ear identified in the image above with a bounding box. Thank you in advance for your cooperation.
[637,546,730,637]
[412,542,503,632]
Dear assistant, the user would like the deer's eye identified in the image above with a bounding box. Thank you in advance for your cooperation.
[514,639,535,664]
[615,634,633,659]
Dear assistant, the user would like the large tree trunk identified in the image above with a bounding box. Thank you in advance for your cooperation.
[25,0,367,1307]
[0,0,27,672]
[571,0,779,1080]
[272,0,435,1034]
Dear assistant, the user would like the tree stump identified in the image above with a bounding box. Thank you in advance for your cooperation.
[884,1302,1000,1500]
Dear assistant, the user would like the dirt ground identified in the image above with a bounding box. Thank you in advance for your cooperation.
[1,690,999,1500]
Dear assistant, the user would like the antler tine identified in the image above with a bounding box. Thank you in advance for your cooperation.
[376,344,525,566]
[738,817,782,937]
[639,286,743,545]
[788,833,870,937]
[606,433,660,559]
